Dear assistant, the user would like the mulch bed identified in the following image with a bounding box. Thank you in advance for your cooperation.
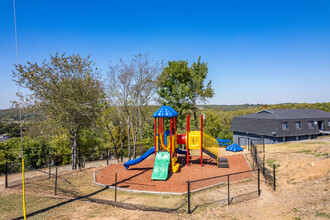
[96,154,253,193]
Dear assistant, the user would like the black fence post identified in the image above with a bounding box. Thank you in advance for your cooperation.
[48,155,51,179]
[115,173,117,202]
[273,164,276,191]
[258,168,260,197]
[55,167,58,195]
[263,154,265,175]
[107,148,109,166]
[227,175,230,205]
[263,139,265,152]
[187,180,191,214]
[254,146,257,168]
[5,161,8,188]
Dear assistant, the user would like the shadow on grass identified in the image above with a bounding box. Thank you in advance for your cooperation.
[14,185,187,219]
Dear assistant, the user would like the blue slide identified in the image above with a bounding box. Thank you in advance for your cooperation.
[176,148,187,156]
[123,146,155,169]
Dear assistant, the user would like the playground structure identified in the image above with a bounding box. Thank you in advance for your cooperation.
[124,106,229,181]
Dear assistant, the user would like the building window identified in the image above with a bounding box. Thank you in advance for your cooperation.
[295,121,301,129]
[282,122,288,129]
[328,121,330,127]
[309,121,314,129]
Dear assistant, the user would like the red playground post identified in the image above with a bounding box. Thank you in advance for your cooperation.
[154,118,157,155]
[169,118,172,172]
[187,115,190,166]
[201,114,203,166]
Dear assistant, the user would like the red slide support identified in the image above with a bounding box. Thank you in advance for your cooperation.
[201,114,203,166]
[187,115,190,166]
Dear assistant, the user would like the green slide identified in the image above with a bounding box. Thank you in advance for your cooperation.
[151,151,170,181]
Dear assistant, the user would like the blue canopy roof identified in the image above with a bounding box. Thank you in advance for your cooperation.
[226,143,243,152]
[153,106,178,118]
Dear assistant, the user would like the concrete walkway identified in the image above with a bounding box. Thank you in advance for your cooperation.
[0,157,130,186]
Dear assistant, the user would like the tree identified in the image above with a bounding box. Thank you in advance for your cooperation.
[157,57,214,131]
[189,57,214,129]
[157,60,191,131]
[107,54,161,159]
[13,53,103,170]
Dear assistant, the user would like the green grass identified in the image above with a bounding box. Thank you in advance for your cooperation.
[315,153,328,157]
[266,159,280,168]
[287,179,296,185]
[293,207,299,212]
[1,168,187,218]
[295,150,312,154]
[0,193,65,220]
[315,212,330,218]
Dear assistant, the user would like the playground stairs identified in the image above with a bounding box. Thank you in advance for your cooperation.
[218,158,229,168]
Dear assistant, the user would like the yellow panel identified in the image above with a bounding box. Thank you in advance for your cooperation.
[188,131,201,149]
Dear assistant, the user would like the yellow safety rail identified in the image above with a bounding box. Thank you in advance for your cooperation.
[203,133,219,158]
[188,131,219,158]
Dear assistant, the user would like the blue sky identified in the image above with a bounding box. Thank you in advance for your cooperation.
[1,0,329,109]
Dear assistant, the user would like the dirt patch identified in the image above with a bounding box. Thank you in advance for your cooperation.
[96,154,252,193]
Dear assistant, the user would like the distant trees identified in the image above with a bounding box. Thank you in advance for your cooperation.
[13,53,104,170]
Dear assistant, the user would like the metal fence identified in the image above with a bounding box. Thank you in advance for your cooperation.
[3,164,264,215]
[187,169,260,213]
[0,143,151,176]
[250,141,276,191]
[94,170,188,213]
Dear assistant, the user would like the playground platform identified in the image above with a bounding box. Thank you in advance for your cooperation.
[95,154,252,193]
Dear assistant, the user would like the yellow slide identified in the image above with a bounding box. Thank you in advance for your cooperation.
[172,156,179,172]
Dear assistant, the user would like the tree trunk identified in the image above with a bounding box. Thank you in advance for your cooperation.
[140,124,143,155]
[128,124,131,160]
[78,146,81,170]
[71,132,78,170]
[107,125,120,162]
[120,122,123,162]
[132,128,137,159]
[193,107,198,130]
[132,119,139,159]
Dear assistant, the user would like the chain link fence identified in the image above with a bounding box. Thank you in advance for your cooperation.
[187,169,260,213]
[250,141,276,191]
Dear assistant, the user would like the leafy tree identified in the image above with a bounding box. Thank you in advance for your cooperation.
[13,53,104,170]
[0,138,21,174]
[189,57,214,129]
[203,110,223,138]
[157,60,191,131]
[23,136,50,168]
[49,132,71,165]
